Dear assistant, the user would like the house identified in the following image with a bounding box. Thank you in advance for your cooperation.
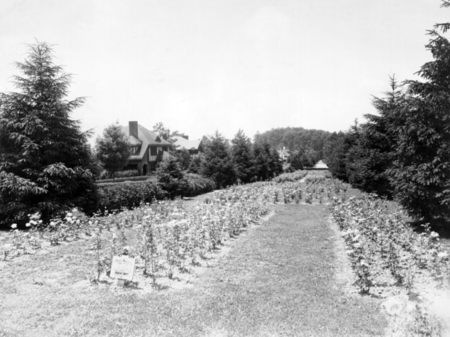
[277,146,290,162]
[121,121,172,175]
[172,135,202,153]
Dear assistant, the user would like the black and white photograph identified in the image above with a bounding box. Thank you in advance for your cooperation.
[0,0,449,336]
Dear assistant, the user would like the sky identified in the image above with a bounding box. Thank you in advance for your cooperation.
[0,0,449,144]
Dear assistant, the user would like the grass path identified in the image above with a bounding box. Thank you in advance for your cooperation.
[0,204,387,337]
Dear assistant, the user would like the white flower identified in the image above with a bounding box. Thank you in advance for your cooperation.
[25,223,31,228]
[438,252,448,259]
[10,223,17,229]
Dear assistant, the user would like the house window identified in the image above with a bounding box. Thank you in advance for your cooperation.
[131,146,139,154]
[157,147,162,154]
[150,147,157,156]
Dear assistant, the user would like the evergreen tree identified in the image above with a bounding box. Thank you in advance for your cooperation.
[387,21,450,223]
[268,146,283,177]
[288,151,304,171]
[95,123,131,178]
[323,132,349,181]
[188,152,205,174]
[253,142,270,180]
[156,156,189,199]
[0,42,96,226]
[231,129,255,184]
[345,78,403,197]
[200,132,236,188]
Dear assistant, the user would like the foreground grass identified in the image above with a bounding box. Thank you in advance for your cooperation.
[0,203,386,337]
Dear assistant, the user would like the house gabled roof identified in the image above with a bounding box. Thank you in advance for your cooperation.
[121,124,172,160]
[128,135,142,145]
[172,135,202,151]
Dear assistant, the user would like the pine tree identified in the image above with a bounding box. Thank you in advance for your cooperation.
[95,123,131,178]
[200,132,236,188]
[0,42,96,226]
[268,145,283,177]
[231,129,255,184]
[323,132,348,181]
[156,156,189,199]
[345,78,404,197]
[387,21,450,223]
[253,142,270,180]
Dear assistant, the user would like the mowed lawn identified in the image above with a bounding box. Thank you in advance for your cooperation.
[0,203,387,337]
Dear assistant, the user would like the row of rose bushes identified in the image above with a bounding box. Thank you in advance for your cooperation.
[272,170,308,183]
[0,175,309,262]
[330,194,449,294]
[93,185,273,282]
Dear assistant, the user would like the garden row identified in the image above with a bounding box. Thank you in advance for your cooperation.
[329,192,450,335]
[1,171,332,263]
[330,194,449,294]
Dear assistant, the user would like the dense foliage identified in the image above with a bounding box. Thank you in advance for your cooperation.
[96,181,166,214]
[95,172,215,214]
[185,173,216,196]
[231,129,255,184]
[387,28,450,223]
[95,123,131,178]
[255,127,331,164]
[200,132,237,188]
[324,4,450,225]
[253,141,283,180]
[0,42,97,227]
[156,156,189,199]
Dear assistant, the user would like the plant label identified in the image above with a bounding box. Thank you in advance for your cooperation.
[110,256,135,281]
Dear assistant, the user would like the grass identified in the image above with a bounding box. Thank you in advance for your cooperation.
[0,198,387,337]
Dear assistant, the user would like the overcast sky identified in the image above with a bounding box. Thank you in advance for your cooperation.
[0,0,448,143]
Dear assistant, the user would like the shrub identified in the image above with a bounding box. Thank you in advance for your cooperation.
[99,169,140,180]
[115,170,140,178]
[185,173,216,196]
[156,157,189,199]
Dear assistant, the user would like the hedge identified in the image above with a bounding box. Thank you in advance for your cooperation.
[96,181,167,214]
[95,174,216,214]
[185,173,216,196]
[96,175,157,185]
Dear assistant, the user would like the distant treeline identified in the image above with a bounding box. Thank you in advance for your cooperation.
[254,127,331,168]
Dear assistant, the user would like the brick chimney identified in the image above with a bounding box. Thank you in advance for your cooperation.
[129,121,138,138]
